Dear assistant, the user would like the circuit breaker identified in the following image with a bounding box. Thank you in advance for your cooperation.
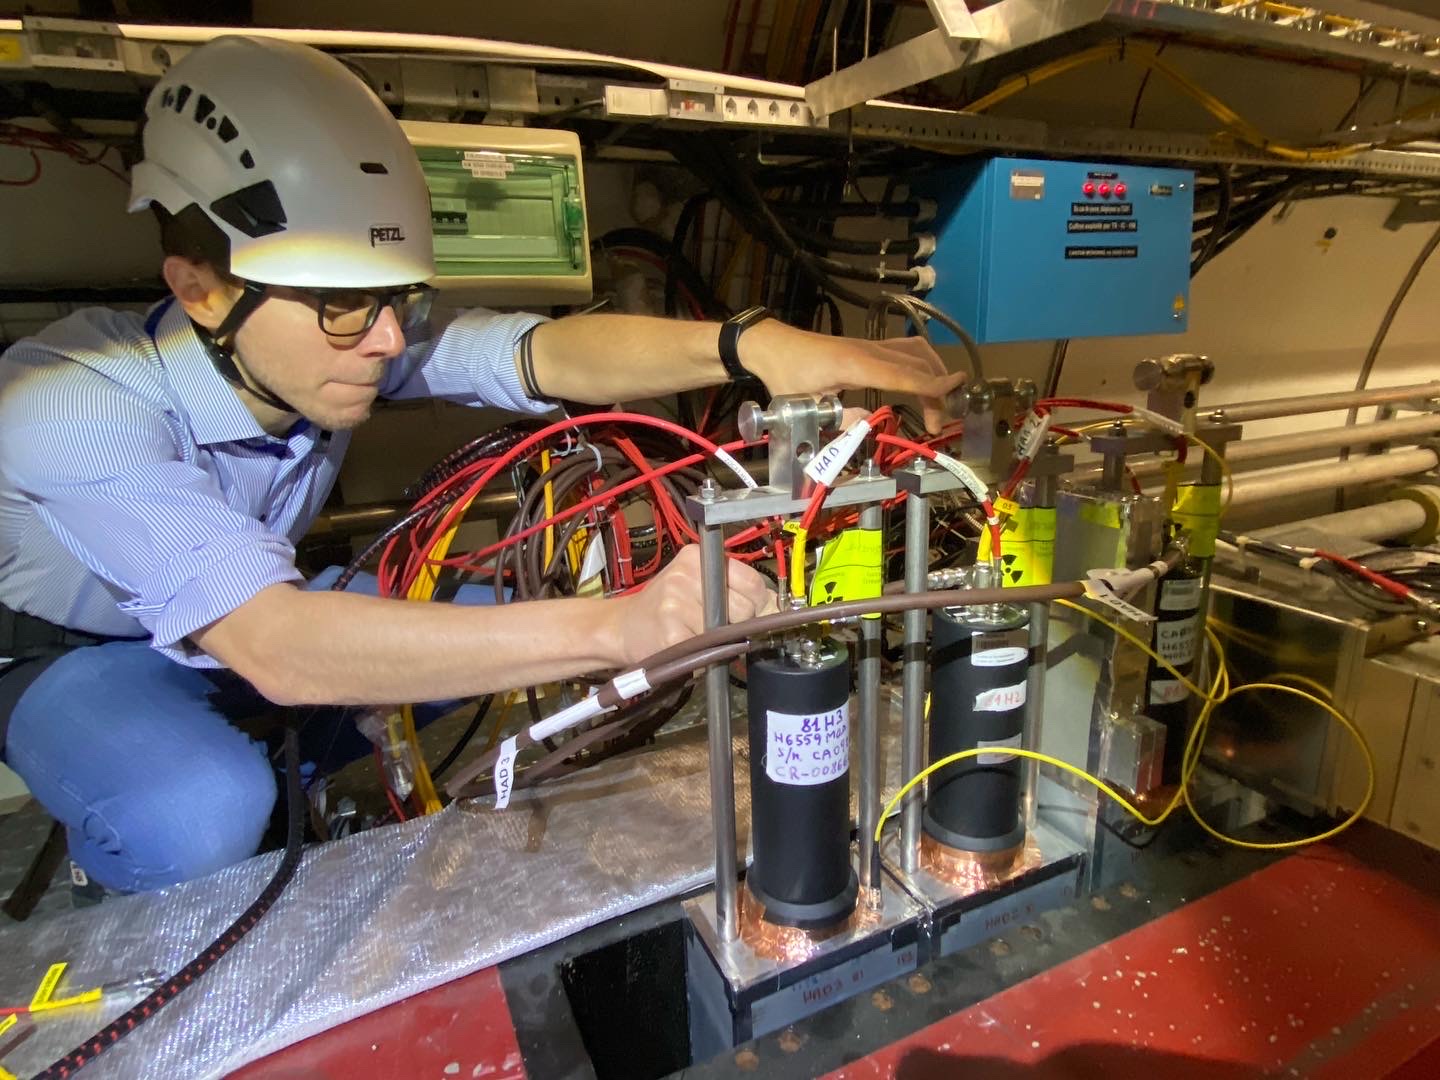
[915,157,1196,343]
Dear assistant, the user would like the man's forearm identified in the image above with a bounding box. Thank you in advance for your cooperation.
[194,584,630,706]
[528,314,729,403]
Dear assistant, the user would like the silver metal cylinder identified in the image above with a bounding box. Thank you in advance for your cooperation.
[1021,467,1057,831]
[1254,493,1431,544]
[1206,381,1440,424]
[857,502,884,892]
[700,524,740,941]
[900,476,930,875]
[1120,414,1440,481]
[1225,447,1439,510]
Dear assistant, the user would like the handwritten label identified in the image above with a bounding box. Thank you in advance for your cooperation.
[1149,677,1188,705]
[493,736,518,810]
[766,704,849,786]
[804,419,870,487]
[975,682,1027,714]
[976,732,1023,763]
[1156,617,1199,665]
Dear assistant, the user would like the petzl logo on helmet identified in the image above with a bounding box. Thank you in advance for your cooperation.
[370,224,405,246]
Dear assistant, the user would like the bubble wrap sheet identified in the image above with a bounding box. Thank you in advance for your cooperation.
[0,727,754,1079]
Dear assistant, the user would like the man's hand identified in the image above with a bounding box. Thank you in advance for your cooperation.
[738,320,966,433]
[608,544,776,666]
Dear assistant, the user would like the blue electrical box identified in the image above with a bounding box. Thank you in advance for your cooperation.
[915,158,1195,343]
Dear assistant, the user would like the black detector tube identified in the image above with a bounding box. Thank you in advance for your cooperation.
[746,643,858,928]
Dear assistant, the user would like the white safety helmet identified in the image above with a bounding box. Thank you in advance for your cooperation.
[129,35,434,289]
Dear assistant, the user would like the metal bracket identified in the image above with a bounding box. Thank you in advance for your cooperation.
[737,394,844,500]
[925,1,981,40]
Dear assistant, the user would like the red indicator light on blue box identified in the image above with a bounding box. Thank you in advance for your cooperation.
[1098,183,1112,197]
[1082,181,1096,197]
[1115,182,1128,197]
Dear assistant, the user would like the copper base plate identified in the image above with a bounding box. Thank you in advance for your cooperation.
[918,832,1045,898]
[738,881,883,965]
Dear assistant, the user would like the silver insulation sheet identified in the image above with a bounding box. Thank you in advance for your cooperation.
[0,726,755,1079]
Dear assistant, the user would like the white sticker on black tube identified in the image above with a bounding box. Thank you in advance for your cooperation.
[976,733,1022,764]
[974,681,1027,713]
[766,704,848,786]
[1156,618,1198,665]
[1149,678,1188,705]
[1159,578,1202,612]
[493,736,518,810]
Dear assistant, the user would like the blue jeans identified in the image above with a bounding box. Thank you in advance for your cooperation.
[2,571,496,892]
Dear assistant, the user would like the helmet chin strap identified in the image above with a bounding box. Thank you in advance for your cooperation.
[200,279,299,418]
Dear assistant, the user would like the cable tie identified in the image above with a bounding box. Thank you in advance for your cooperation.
[586,442,604,473]
[1298,556,1321,572]
[612,668,652,700]
[527,693,612,743]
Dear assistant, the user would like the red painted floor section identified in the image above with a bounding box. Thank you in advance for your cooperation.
[231,966,524,1080]
[827,846,1440,1079]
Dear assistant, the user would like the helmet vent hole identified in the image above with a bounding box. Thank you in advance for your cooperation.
[359,161,388,175]
[174,84,192,112]
[217,117,238,143]
[194,94,216,125]
[239,149,255,170]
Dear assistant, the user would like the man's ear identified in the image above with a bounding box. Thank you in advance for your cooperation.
[162,256,238,333]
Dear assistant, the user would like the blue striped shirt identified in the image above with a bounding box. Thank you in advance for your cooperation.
[0,300,550,665]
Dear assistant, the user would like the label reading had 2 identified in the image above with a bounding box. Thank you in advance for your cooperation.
[975,681,1027,714]
[766,704,848,786]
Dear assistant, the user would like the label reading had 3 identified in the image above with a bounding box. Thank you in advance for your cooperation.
[975,682,1027,714]
[766,704,848,786]
[971,629,1028,668]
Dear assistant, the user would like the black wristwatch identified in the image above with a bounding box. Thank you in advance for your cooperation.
[718,305,774,381]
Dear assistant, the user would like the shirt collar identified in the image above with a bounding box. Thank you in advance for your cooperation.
[151,299,271,446]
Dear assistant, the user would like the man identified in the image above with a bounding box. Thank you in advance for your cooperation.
[0,36,961,893]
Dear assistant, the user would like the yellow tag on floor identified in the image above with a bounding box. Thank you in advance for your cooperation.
[809,528,883,618]
[30,963,66,1009]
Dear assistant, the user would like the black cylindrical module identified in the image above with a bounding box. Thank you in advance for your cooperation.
[746,643,858,929]
[925,602,1030,853]
[1147,555,1205,782]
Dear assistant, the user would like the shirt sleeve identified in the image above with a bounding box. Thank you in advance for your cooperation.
[380,306,556,414]
[0,375,303,666]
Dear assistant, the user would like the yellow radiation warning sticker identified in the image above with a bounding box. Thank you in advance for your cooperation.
[977,506,1059,587]
[809,527,883,617]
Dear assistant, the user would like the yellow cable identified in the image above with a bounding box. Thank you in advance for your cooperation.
[962,39,1373,163]
[541,450,556,571]
[1261,671,1334,701]
[1054,597,1219,701]
[1183,683,1374,851]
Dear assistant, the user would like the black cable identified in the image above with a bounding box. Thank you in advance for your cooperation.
[1192,165,1232,277]
[430,694,496,781]
[35,726,305,1080]
[666,193,711,317]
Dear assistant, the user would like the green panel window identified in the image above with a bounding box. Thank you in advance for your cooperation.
[415,148,588,280]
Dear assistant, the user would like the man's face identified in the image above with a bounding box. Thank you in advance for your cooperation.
[229,286,407,432]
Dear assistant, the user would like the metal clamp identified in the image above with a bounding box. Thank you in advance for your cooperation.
[738,394,843,499]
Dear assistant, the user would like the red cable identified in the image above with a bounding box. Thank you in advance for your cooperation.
[1315,550,1413,601]
[374,747,409,822]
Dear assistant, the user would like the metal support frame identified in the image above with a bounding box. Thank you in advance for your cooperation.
[858,494,885,893]
[897,461,935,875]
[699,516,740,942]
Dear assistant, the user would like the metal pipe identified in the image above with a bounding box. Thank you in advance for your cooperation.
[1021,465,1058,831]
[900,465,931,876]
[857,499,884,893]
[699,518,740,942]
[1254,494,1431,544]
[1205,381,1440,425]
[1117,415,1440,482]
[1224,447,1439,510]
